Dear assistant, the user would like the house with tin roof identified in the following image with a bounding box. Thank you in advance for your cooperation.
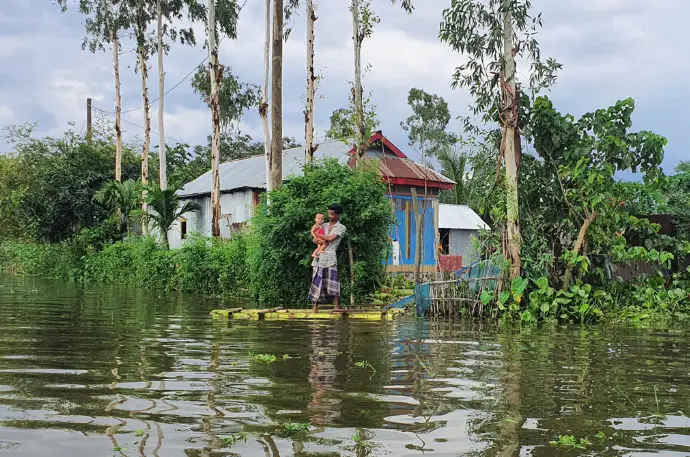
[169,132,454,272]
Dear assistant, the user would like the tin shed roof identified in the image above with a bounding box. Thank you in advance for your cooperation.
[439,204,490,231]
[179,140,351,197]
[179,134,455,197]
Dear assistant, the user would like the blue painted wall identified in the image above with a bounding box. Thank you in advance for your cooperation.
[387,195,436,266]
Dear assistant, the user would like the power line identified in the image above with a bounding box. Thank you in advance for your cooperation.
[103,35,227,115]
[93,105,185,145]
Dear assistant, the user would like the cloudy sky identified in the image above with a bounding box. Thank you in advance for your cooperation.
[0,0,687,172]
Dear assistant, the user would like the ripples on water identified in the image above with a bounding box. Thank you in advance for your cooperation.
[0,275,690,456]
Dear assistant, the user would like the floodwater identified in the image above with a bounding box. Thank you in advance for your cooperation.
[0,276,689,457]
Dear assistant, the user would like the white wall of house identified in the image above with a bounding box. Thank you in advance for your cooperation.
[167,189,256,249]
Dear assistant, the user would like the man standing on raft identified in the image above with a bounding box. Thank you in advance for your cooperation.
[308,204,346,313]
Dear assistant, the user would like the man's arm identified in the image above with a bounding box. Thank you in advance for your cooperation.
[316,224,345,242]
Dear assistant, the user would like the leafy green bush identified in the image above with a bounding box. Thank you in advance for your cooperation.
[249,159,395,305]
[1,235,251,298]
[0,241,82,280]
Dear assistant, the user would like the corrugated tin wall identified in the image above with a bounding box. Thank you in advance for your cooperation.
[168,190,255,249]
[388,195,437,266]
[449,229,480,265]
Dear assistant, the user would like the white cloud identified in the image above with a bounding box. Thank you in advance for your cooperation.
[0,0,688,169]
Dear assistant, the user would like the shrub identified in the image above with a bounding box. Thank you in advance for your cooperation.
[248,159,395,306]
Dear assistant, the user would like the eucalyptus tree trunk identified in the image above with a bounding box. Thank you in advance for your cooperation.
[351,0,364,163]
[208,0,222,237]
[113,31,123,182]
[261,0,272,192]
[138,43,151,235]
[501,5,521,279]
[156,0,167,190]
[304,0,316,163]
[270,0,284,190]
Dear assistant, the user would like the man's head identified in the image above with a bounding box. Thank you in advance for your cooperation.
[328,204,342,222]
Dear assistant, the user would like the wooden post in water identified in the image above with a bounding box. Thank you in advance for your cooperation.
[348,238,355,307]
[411,188,423,283]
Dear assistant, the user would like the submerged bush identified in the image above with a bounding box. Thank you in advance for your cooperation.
[0,235,251,298]
[0,241,82,280]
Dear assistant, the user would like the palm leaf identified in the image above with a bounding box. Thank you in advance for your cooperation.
[438,146,469,205]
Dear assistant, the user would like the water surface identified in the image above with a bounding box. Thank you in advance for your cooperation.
[0,275,689,456]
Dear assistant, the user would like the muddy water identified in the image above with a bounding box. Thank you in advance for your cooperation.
[0,275,689,456]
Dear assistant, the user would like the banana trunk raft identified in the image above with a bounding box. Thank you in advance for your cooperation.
[210,307,406,321]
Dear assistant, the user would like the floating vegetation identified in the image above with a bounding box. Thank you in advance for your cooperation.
[222,432,247,447]
[549,435,591,449]
[281,420,312,436]
[251,353,277,364]
[355,360,376,373]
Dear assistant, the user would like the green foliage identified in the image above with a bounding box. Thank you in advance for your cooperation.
[439,0,561,126]
[280,420,312,436]
[131,184,202,249]
[1,234,253,297]
[191,65,259,134]
[0,241,82,281]
[400,88,456,158]
[251,354,278,364]
[222,432,247,447]
[0,153,29,239]
[326,103,379,142]
[94,179,144,234]
[3,123,140,242]
[526,96,667,285]
[549,435,590,449]
[437,146,469,205]
[249,160,394,305]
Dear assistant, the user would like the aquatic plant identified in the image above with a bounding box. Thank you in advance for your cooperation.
[281,420,311,435]
[355,360,376,373]
[251,354,277,364]
[222,432,247,447]
[549,435,590,449]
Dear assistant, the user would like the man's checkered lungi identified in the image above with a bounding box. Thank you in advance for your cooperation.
[308,265,340,303]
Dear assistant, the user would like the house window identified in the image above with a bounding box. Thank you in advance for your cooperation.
[180,218,188,240]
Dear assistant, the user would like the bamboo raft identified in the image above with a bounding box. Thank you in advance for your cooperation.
[210,307,406,321]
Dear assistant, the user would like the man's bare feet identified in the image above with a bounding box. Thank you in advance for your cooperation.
[312,305,319,313]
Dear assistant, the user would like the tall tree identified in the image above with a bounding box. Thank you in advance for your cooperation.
[325,105,379,142]
[156,0,167,189]
[203,0,241,237]
[207,0,222,236]
[191,66,258,135]
[270,0,284,190]
[153,0,207,191]
[401,88,455,281]
[349,0,413,162]
[401,88,456,160]
[57,0,129,182]
[304,0,317,163]
[127,0,155,233]
[439,0,561,279]
[261,0,272,192]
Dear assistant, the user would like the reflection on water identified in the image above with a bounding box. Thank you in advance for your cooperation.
[1,275,690,456]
